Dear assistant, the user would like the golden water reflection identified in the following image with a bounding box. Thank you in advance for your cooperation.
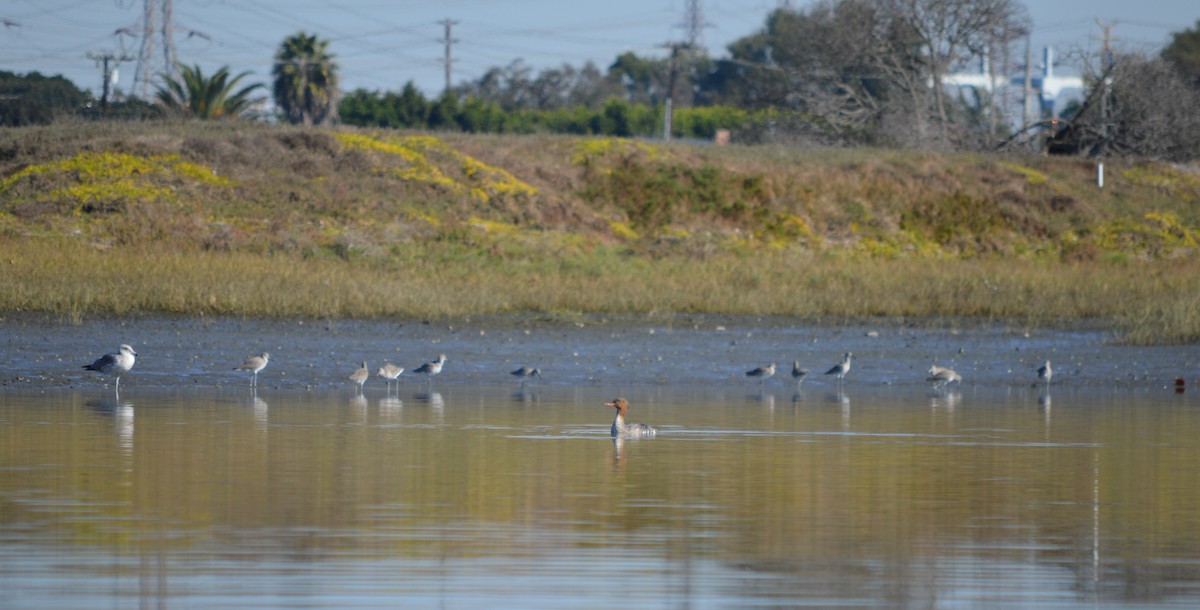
[2,386,1199,607]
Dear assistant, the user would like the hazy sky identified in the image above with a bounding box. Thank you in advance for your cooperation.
[2,0,1197,98]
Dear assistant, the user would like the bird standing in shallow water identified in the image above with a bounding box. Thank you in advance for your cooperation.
[83,344,137,393]
[348,361,369,393]
[511,366,540,385]
[825,352,853,384]
[377,363,403,393]
[927,364,961,389]
[1037,360,1052,386]
[414,354,446,385]
[745,362,776,387]
[792,361,808,384]
[604,398,656,439]
[233,352,270,387]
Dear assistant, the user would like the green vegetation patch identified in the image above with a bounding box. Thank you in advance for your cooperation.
[335,132,537,203]
[998,161,1049,185]
[1090,212,1200,258]
[0,151,231,216]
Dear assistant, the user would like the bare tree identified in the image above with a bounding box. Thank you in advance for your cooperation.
[880,0,1029,146]
[1060,52,1200,161]
[699,0,1027,148]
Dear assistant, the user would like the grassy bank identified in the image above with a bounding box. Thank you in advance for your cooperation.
[3,239,1198,344]
[2,121,1199,343]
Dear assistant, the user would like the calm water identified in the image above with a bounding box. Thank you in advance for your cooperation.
[2,317,1199,608]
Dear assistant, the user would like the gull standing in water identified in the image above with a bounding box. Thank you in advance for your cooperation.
[604,398,656,439]
[927,364,961,389]
[83,344,137,394]
[745,362,776,387]
[347,361,369,393]
[1037,360,1053,386]
[233,352,270,387]
[825,352,854,384]
[510,366,540,385]
[414,354,446,386]
[377,363,404,393]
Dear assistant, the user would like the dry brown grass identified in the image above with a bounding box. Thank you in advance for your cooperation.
[3,122,1200,343]
[4,238,1199,343]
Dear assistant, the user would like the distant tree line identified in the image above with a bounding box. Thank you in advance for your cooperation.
[3,4,1200,159]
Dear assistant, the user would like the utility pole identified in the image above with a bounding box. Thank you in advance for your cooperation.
[88,51,134,112]
[1022,36,1033,137]
[1094,19,1117,160]
[661,42,689,142]
[439,18,459,94]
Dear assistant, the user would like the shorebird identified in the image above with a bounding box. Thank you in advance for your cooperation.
[414,354,446,385]
[604,398,657,439]
[1037,360,1053,386]
[83,344,137,393]
[233,352,270,387]
[347,361,369,393]
[927,364,961,389]
[791,361,808,384]
[824,352,853,384]
[377,363,404,392]
[510,366,540,385]
[745,362,776,386]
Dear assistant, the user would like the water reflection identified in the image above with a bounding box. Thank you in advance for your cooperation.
[251,389,268,431]
[3,387,1200,608]
[86,395,135,454]
[378,395,403,417]
[412,391,445,414]
[929,389,961,412]
[511,387,540,405]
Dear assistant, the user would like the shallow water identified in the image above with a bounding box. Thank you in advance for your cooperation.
[2,316,1199,608]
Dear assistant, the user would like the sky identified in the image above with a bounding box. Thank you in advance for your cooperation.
[1,0,1197,100]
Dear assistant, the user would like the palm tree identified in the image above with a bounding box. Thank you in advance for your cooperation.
[273,32,340,125]
[154,64,264,119]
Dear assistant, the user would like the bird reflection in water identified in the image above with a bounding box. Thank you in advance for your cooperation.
[414,391,445,414]
[825,389,850,429]
[86,396,135,454]
[929,390,961,412]
[378,395,403,414]
[511,387,540,405]
[251,389,268,430]
[1039,387,1052,427]
[611,436,627,470]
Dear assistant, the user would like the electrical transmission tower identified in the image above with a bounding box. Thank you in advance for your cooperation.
[681,0,706,48]
[117,0,206,99]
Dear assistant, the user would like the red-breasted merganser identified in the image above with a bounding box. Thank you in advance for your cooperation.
[604,398,656,438]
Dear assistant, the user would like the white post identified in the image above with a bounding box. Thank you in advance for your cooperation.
[1097,162,1104,189]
